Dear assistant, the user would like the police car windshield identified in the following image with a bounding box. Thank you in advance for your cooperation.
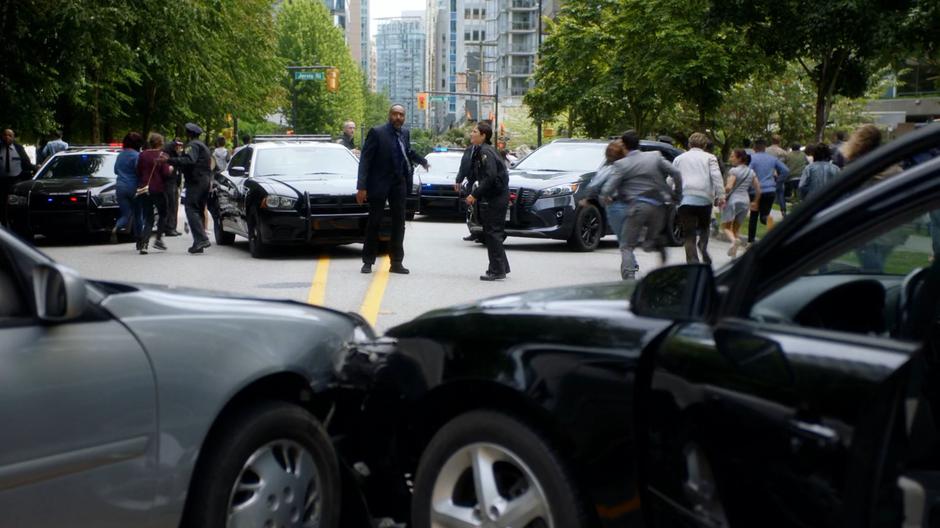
[35,154,117,180]
[515,142,606,172]
[421,154,462,174]
[254,147,358,178]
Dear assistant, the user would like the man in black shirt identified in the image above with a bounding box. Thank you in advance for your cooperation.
[167,123,213,253]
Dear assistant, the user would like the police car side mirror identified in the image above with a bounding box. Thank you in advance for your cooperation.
[229,166,246,177]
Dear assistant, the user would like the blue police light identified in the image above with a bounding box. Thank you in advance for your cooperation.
[48,198,53,202]
[434,146,448,152]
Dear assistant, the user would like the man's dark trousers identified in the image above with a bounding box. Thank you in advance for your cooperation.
[362,178,406,265]
[185,179,210,244]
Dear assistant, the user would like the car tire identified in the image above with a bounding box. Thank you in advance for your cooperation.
[567,204,603,252]
[412,410,590,528]
[665,206,684,247]
[213,218,235,246]
[182,401,341,528]
[248,210,270,258]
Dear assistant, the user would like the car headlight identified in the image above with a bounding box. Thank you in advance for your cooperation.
[98,191,118,206]
[7,194,26,206]
[538,183,580,198]
[262,194,298,210]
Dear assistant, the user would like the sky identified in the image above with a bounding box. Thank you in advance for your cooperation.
[369,0,426,37]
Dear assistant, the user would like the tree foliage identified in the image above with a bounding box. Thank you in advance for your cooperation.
[526,0,748,137]
[713,0,939,140]
[276,0,364,135]
[0,0,365,144]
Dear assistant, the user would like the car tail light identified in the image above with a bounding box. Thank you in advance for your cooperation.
[509,192,517,204]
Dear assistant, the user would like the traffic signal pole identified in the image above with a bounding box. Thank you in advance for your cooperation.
[286,65,337,133]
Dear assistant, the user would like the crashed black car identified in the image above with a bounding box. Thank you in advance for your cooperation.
[467,139,683,251]
[213,138,419,258]
[335,124,940,527]
[6,147,122,240]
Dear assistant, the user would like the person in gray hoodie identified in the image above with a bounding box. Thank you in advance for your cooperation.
[601,131,682,279]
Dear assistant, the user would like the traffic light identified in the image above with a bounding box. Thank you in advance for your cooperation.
[417,92,428,110]
[326,68,339,93]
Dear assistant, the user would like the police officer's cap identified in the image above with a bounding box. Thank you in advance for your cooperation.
[184,122,203,136]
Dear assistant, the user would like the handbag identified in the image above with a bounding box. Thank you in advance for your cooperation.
[136,152,159,197]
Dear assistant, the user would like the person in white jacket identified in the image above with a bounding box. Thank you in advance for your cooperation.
[672,132,725,264]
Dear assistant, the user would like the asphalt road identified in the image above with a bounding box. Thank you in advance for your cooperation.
[38,214,736,333]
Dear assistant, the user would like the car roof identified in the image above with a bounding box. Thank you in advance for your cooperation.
[426,151,464,157]
[59,147,121,154]
[248,141,349,151]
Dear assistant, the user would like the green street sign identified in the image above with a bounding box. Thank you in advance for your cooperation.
[294,71,325,81]
[429,96,448,102]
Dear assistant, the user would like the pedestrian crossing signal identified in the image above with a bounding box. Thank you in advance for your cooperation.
[326,68,340,93]
[417,92,428,110]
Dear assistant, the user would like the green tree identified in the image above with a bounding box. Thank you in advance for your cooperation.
[712,0,939,141]
[276,0,364,135]
[526,0,748,137]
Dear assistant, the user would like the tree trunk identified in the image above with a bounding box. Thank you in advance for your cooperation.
[91,85,101,144]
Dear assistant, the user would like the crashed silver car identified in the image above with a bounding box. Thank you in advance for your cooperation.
[0,226,375,528]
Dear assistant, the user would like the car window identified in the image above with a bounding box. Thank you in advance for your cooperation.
[750,204,940,341]
[35,154,117,180]
[514,142,606,172]
[230,147,251,170]
[254,147,358,178]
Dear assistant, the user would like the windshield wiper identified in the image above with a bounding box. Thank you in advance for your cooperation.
[304,172,341,175]
[521,168,565,172]
[256,173,285,177]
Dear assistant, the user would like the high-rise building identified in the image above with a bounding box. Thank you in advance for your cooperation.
[375,13,428,128]
[322,0,349,30]
[347,0,371,86]
[427,0,498,132]
[495,0,537,102]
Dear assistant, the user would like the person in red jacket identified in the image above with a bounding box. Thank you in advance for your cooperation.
[136,133,172,254]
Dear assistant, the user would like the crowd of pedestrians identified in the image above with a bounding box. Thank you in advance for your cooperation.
[106,123,231,255]
[581,124,903,279]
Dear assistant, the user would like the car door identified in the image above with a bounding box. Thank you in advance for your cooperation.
[217,146,252,235]
[0,231,158,528]
[642,141,940,526]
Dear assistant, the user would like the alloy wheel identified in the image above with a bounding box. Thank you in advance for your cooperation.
[227,439,322,528]
[579,209,601,247]
[430,442,552,528]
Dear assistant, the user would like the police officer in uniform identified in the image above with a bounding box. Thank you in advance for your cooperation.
[167,123,213,253]
[453,142,482,242]
[464,122,510,280]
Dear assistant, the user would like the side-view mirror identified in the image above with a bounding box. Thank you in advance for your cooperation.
[228,166,247,176]
[631,264,716,321]
[33,263,87,322]
[510,161,518,168]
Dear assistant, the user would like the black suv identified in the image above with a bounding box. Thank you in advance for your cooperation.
[467,139,682,251]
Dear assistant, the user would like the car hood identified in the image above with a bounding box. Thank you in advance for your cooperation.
[262,175,358,196]
[508,169,592,190]
[15,177,115,194]
[388,281,636,335]
[97,281,368,390]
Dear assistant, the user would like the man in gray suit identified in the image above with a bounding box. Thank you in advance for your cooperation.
[601,131,682,279]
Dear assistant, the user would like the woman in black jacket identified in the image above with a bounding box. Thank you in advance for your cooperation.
[465,122,511,280]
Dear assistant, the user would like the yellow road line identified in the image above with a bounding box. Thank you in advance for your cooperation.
[306,254,331,306]
[359,255,391,326]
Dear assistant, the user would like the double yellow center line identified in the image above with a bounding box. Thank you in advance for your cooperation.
[306,254,392,326]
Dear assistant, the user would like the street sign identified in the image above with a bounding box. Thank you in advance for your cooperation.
[294,71,325,81]
[429,96,448,102]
